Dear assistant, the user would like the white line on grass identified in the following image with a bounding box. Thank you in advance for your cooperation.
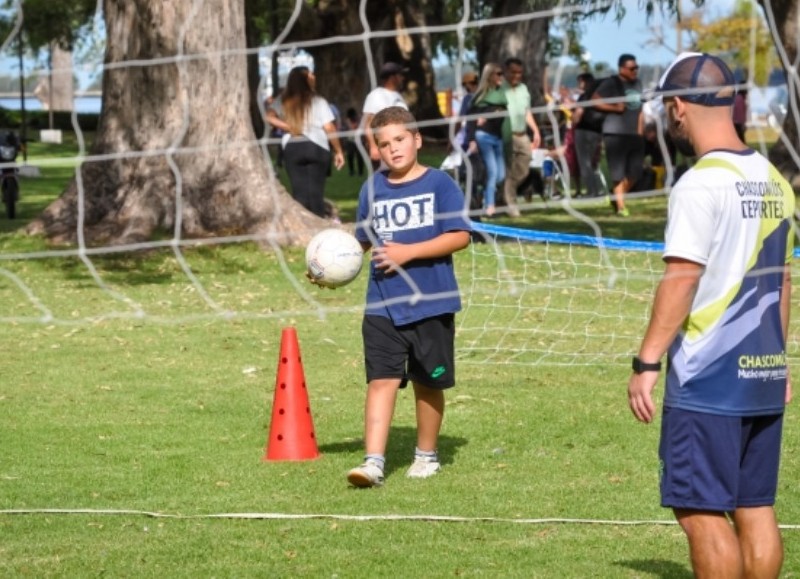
[3,509,800,530]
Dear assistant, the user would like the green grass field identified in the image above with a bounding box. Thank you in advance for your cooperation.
[1,135,799,577]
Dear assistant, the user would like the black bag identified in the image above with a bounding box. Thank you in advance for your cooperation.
[577,97,606,133]
[577,76,623,133]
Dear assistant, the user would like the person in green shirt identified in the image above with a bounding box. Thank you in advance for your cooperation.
[501,57,542,218]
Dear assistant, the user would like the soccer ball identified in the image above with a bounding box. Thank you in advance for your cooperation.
[305,228,364,288]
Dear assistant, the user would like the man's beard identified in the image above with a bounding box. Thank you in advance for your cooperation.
[667,107,696,158]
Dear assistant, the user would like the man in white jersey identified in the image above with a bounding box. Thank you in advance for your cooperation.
[628,53,794,578]
[361,62,409,168]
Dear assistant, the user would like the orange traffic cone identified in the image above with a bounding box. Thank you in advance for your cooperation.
[263,327,321,461]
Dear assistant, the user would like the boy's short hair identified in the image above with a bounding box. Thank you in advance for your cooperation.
[370,106,419,134]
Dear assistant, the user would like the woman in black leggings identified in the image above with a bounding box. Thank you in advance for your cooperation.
[266,66,344,217]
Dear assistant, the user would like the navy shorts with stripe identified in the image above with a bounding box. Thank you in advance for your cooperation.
[659,407,784,512]
[362,314,456,389]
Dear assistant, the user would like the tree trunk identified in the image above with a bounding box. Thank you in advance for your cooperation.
[294,0,371,119]
[758,0,800,189]
[245,0,266,139]
[34,44,74,118]
[284,0,443,135]
[27,0,324,246]
[371,0,444,137]
[479,0,554,112]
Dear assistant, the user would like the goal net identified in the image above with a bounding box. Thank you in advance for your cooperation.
[0,0,797,370]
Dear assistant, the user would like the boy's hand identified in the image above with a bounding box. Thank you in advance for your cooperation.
[305,270,336,289]
[372,241,414,274]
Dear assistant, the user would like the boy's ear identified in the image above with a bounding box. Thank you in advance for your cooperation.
[414,131,422,149]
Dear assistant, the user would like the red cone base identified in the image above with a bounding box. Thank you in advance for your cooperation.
[263,327,321,461]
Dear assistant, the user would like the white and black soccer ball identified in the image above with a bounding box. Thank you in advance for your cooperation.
[305,228,364,288]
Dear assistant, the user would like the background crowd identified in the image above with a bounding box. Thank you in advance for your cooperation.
[264,52,749,221]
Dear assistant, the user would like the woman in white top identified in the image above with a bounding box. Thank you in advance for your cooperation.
[267,66,344,217]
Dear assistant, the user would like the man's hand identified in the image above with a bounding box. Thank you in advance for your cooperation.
[628,371,659,424]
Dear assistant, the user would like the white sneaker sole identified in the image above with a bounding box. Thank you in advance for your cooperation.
[347,469,384,488]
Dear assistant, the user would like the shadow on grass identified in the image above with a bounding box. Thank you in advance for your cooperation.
[318,425,468,478]
[615,559,692,578]
[49,242,265,287]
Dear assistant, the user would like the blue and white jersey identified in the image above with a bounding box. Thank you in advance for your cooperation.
[355,168,471,326]
[663,149,795,416]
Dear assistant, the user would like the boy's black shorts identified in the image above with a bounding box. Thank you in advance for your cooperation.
[362,314,456,390]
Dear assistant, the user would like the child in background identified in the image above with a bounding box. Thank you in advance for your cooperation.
[347,106,471,487]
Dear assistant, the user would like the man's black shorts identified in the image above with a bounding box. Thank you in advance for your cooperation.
[603,133,644,184]
[362,314,456,389]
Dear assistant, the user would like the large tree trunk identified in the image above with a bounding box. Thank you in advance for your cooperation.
[758,0,800,189]
[366,0,444,137]
[288,0,371,119]
[479,0,553,112]
[33,44,74,114]
[27,0,323,246]
[245,0,266,139]
[283,0,443,135]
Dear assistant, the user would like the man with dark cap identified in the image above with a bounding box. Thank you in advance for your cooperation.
[361,62,409,167]
[628,52,794,578]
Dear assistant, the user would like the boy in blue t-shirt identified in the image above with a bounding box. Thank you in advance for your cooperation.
[347,106,471,487]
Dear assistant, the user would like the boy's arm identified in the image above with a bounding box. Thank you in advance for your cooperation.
[372,231,470,274]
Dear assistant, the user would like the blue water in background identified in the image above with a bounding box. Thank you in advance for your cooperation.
[0,96,101,114]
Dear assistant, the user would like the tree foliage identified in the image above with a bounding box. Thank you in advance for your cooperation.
[1,0,96,51]
[682,0,776,84]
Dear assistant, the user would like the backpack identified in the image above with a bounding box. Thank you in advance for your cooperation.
[577,75,624,133]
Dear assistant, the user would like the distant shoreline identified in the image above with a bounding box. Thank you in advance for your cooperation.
[0,95,101,114]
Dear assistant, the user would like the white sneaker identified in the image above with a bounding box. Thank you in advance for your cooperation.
[406,455,441,479]
[347,459,385,488]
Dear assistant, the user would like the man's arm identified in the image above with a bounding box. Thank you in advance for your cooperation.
[628,257,703,423]
[525,109,541,149]
[591,78,625,114]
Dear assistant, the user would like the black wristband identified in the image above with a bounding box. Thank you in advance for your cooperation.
[632,356,662,374]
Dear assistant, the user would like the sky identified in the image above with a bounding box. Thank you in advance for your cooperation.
[577,0,742,69]
[573,0,782,113]
[1,0,775,110]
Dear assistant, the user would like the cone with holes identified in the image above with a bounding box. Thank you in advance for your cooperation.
[263,327,321,461]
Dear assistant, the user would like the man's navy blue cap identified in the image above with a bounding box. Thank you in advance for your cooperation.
[651,52,736,106]
[380,62,409,79]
